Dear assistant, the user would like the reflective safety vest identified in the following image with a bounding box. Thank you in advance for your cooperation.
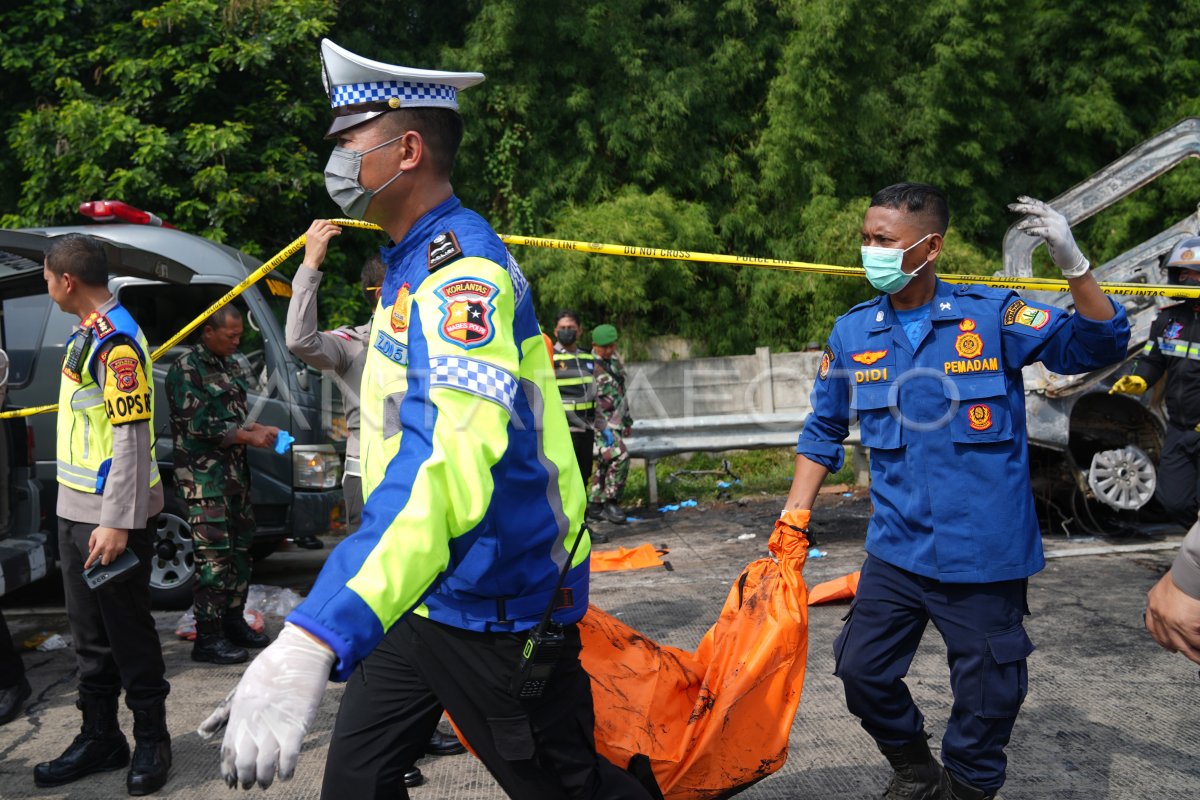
[553,348,596,429]
[287,195,590,681]
[56,303,160,494]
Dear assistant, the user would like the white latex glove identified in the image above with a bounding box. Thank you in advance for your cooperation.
[1008,195,1090,278]
[197,622,335,789]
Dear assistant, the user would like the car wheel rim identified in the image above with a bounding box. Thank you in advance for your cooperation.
[151,512,195,591]
[1088,445,1156,511]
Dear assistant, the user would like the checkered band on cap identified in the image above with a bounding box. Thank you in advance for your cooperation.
[429,355,519,414]
[331,80,459,109]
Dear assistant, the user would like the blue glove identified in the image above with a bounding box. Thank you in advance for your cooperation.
[601,428,614,447]
[274,430,294,455]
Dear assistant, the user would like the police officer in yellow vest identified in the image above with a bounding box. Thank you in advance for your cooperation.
[202,40,654,799]
[36,234,171,796]
[552,309,598,487]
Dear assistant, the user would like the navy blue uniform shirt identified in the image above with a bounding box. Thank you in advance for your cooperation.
[799,279,1130,583]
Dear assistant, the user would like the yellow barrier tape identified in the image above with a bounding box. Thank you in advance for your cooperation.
[1,219,390,419]
[1,220,1189,421]
[497,234,1200,300]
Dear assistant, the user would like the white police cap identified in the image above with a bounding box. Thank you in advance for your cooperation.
[320,39,485,137]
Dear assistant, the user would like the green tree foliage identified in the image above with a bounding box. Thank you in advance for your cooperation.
[2,0,1199,347]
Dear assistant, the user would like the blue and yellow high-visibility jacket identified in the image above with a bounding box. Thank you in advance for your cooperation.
[288,196,590,680]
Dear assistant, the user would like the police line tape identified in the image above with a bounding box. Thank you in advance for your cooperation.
[1,221,1192,421]
[496,234,1200,300]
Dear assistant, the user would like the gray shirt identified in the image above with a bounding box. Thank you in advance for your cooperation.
[285,266,370,459]
[1172,520,1200,599]
[56,295,164,529]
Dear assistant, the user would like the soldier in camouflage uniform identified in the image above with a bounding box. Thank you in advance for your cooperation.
[165,306,279,665]
[589,324,633,525]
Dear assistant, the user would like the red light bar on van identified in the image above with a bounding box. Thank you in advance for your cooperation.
[78,200,174,228]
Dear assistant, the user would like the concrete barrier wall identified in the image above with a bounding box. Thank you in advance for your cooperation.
[625,347,822,420]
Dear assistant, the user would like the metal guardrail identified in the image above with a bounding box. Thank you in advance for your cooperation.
[623,412,864,504]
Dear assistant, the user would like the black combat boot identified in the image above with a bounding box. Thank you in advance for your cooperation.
[191,619,249,664]
[944,770,995,800]
[601,501,627,524]
[586,501,604,520]
[127,702,171,796]
[223,608,270,648]
[34,694,130,787]
[877,735,946,800]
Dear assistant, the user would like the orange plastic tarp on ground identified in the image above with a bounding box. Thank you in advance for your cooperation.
[807,571,860,605]
[590,543,667,572]
[578,520,810,799]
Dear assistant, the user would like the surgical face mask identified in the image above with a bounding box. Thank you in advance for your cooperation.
[324,135,405,219]
[556,328,578,346]
[861,233,935,294]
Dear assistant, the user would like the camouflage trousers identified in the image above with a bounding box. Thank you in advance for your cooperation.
[189,492,256,625]
[589,430,630,503]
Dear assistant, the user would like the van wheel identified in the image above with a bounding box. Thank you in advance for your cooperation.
[150,499,196,610]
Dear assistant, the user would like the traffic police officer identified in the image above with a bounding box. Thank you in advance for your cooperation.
[782,185,1129,800]
[553,308,599,488]
[36,233,172,795]
[284,221,463,787]
[1110,236,1200,526]
[202,40,654,800]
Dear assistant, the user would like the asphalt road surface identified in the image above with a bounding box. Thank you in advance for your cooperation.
[1,491,1197,799]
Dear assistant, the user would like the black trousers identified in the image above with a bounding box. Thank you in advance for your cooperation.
[571,430,595,490]
[1154,425,1200,527]
[58,518,169,710]
[0,608,25,688]
[321,615,652,800]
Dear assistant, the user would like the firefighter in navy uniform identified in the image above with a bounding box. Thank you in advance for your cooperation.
[783,185,1129,800]
[36,234,171,796]
[1111,236,1200,526]
[201,39,654,800]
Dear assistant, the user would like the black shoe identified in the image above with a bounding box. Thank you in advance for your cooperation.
[601,501,627,525]
[588,527,610,544]
[0,677,31,725]
[945,771,995,800]
[586,502,604,520]
[878,735,945,800]
[34,695,130,788]
[404,767,424,788]
[426,729,466,756]
[192,620,249,664]
[223,609,270,649]
[127,703,171,796]
[292,536,324,550]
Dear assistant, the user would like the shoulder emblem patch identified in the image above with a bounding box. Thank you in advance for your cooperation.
[103,344,151,425]
[391,282,411,333]
[818,346,834,381]
[435,278,498,350]
[955,331,984,359]
[428,231,463,272]
[851,349,887,366]
[967,403,993,431]
[1003,299,1050,330]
